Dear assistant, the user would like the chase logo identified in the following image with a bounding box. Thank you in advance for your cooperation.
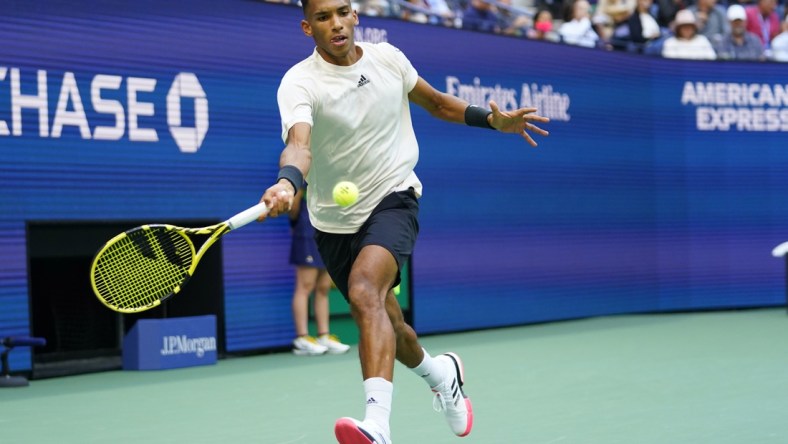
[0,67,209,153]
[167,73,209,153]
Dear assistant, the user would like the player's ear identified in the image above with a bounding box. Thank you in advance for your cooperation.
[301,19,312,37]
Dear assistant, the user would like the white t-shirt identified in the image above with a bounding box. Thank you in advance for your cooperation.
[771,32,788,61]
[278,42,422,234]
[662,35,717,60]
[559,17,599,48]
[640,13,660,40]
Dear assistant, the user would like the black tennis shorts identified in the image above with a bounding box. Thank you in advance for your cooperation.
[314,189,419,300]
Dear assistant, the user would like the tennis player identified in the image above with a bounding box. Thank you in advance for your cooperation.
[258,0,550,442]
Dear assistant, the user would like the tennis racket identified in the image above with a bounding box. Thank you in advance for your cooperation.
[90,202,269,313]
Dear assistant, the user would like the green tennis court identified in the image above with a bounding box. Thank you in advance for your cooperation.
[2,308,786,443]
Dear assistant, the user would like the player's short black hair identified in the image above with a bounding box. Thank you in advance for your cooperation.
[300,0,352,16]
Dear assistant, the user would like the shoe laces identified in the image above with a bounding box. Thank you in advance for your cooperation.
[433,391,447,413]
[320,333,341,343]
[299,335,319,345]
[432,374,460,414]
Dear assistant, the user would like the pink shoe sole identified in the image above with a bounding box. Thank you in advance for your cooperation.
[335,418,375,444]
[444,352,474,437]
[459,397,474,437]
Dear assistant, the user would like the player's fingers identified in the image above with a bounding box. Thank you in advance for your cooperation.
[277,190,293,211]
[511,107,538,118]
[259,189,284,220]
[525,114,551,123]
[527,123,550,136]
[257,197,271,221]
[256,192,272,221]
[268,194,287,217]
[521,131,538,147]
[489,100,500,115]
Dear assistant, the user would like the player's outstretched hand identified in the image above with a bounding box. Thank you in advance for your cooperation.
[489,100,550,147]
[257,182,294,221]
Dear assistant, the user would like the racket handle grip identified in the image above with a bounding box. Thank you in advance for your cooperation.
[228,202,269,230]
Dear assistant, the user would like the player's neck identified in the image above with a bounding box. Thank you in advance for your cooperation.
[316,44,363,67]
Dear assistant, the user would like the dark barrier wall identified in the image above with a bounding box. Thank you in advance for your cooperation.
[1,1,785,370]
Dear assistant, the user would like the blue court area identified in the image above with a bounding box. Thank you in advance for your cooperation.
[2,309,785,443]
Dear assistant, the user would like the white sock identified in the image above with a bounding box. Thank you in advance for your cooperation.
[409,348,446,388]
[363,377,392,436]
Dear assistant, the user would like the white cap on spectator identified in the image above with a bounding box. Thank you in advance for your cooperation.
[727,4,746,21]
[674,9,697,28]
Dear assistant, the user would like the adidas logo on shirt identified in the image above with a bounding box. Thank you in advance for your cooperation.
[357,74,370,88]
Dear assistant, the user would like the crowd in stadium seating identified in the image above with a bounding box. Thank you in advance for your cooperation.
[266,0,788,61]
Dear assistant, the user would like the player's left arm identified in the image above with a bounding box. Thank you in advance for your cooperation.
[407,76,550,146]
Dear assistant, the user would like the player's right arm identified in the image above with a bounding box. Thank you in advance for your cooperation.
[258,122,312,220]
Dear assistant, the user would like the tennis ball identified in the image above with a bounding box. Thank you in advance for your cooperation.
[333,181,359,207]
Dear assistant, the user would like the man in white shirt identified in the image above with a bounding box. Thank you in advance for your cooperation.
[257,0,550,442]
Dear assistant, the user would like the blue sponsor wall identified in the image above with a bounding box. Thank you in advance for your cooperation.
[1,1,785,371]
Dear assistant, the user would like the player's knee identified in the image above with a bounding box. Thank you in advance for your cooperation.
[347,281,384,315]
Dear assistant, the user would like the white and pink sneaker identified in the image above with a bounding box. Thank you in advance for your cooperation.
[431,353,474,437]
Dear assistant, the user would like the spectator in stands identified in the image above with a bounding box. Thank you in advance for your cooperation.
[595,0,636,25]
[463,0,501,33]
[593,0,635,40]
[610,0,661,52]
[534,0,564,21]
[689,0,730,42]
[770,15,788,61]
[425,0,459,26]
[653,0,683,28]
[358,0,392,16]
[559,0,599,47]
[745,0,780,55]
[497,0,531,36]
[528,8,561,41]
[662,9,717,59]
[400,1,430,23]
[713,4,765,60]
[401,0,457,26]
[591,14,615,46]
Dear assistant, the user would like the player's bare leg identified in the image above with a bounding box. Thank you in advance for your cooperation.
[335,245,397,443]
[348,245,398,381]
[386,284,474,437]
[384,289,422,367]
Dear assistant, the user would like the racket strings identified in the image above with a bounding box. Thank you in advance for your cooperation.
[93,227,194,310]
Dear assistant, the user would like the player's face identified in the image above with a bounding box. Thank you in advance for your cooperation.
[301,0,359,66]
